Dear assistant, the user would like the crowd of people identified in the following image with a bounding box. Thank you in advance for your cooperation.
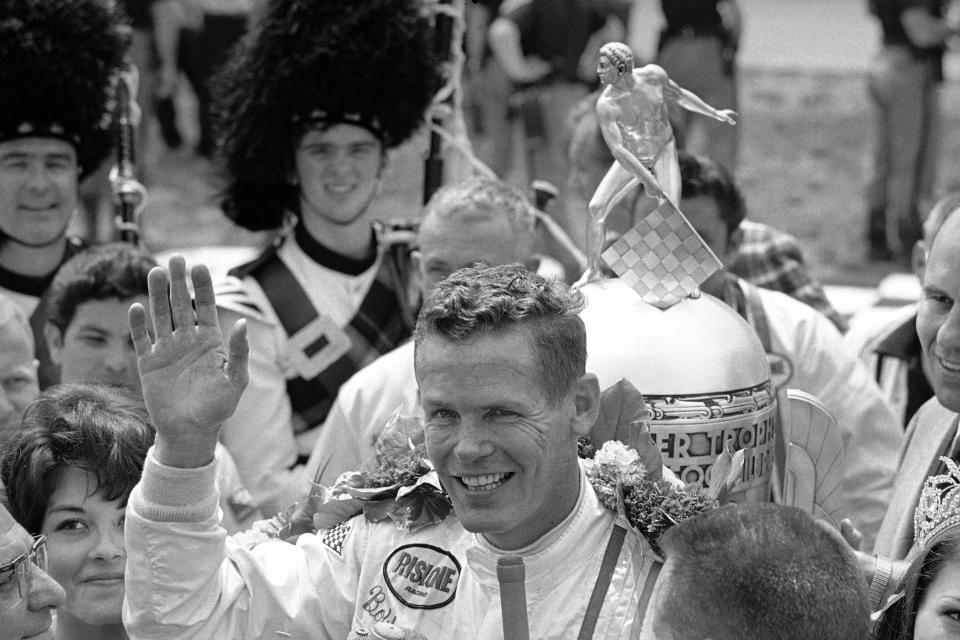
[2,0,960,639]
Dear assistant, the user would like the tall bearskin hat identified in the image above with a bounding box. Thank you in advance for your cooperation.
[0,0,128,177]
[216,0,440,231]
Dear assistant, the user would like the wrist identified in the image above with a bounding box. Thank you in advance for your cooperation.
[131,447,220,523]
[154,433,218,469]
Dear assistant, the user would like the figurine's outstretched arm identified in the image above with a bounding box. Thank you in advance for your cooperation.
[664,78,738,125]
[596,103,663,199]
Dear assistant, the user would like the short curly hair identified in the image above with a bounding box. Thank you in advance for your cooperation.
[422,176,538,238]
[599,42,634,74]
[658,503,870,640]
[2,384,155,535]
[414,263,586,405]
[44,243,156,335]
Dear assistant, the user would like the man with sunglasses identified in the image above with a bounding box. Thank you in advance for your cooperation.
[0,505,64,640]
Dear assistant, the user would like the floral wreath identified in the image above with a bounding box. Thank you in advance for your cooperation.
[233,379,743,556]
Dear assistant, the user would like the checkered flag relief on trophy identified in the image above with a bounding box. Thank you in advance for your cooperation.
[601,200,723,309]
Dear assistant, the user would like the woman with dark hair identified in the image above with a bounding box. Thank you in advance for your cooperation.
[875,534,960,640]
[1,384,154,640]
[875,459,960,640]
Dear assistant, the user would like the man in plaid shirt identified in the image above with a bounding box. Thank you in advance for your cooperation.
[731,220,847,332]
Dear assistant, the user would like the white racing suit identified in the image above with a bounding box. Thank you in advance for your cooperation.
[124,450,659,639]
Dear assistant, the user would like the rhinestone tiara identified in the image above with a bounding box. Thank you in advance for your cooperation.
[915,457,960,550]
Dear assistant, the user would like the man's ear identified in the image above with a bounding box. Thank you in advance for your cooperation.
[726,227,744,262]
[43,323,64,365]
[376,150,389,178]
[570,373,601,437]
[912,240,928,280]
[410,248,424,294]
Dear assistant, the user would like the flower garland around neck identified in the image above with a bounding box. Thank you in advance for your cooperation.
[231,379,743,555]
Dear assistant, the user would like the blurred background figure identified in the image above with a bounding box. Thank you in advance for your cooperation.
[462,0,504,155]
[0,0,127,387]
[844,191,960,428]
[655,0,741,172]
[2,385,154,640]
[117,0,160,165]
[151,0,193,153]
[0,295,38,437]
[486,0,630,190]
[167,0,252,158]
[640,503,871,640]
[865,0,955,263]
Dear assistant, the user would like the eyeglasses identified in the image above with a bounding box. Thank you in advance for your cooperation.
[0,535,47,602]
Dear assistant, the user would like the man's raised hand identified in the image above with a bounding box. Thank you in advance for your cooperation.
[128,256,249,468]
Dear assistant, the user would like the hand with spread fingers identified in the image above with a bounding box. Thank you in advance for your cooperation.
[128,255,249,468]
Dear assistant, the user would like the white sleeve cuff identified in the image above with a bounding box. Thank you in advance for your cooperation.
[129,446,221,523]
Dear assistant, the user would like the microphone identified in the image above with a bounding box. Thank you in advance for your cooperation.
[497,555,530,640]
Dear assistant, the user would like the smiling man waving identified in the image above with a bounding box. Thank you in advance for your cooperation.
[122,259,661,639]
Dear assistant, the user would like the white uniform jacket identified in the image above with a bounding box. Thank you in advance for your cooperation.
[737,280,902,548]
[307,340,418,487]
[124,450,659,640]
[216,236,393,515]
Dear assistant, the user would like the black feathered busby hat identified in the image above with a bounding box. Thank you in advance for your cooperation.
[215,0,440,231]
[0,0,129,177]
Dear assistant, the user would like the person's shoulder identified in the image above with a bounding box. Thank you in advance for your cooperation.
[913,396,957,427]
[894,0,936,14]
[637,64,668,80]
[307,509,467,560]
[751,280,822,317]
[499,0,532,19]
[844,303,917,356]
[214,275,276,326]
[748,281,844,345]
[738,219,798,247]
[595,91,618,116]
[359,340,415,374]
[340,340,416,395]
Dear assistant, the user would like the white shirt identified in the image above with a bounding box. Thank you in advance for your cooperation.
[124,450,658,639]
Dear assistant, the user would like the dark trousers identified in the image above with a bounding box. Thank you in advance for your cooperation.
[178,13,248,156]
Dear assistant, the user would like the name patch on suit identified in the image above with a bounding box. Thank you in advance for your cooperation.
[382,544,460,609]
